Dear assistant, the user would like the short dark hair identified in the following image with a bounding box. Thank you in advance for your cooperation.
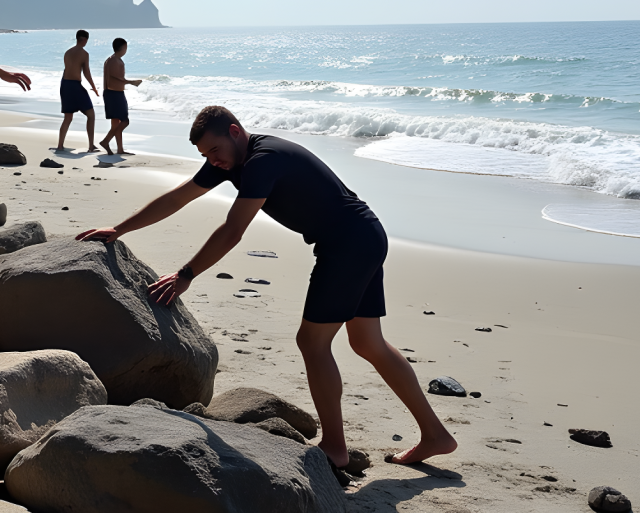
[76,30,89,40]
[113,38,127,52]
[189,106,244,144]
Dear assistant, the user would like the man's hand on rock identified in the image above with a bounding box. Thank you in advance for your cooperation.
[148,272,191,307]
[75,227,120,243]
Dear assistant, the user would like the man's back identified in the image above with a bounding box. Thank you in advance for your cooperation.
[103,56,125,92]
[62,46,87,81]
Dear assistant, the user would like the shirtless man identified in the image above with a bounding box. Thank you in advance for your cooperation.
[100,38,142,156]
[77,106,457,470]
[57,30,100,153]
[0,67,31,91]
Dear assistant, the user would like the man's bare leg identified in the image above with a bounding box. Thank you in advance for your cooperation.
[296,319,349,467]
[345,317,457,464]
[115,120,134,155]
[83,109,99,152]
[100,119,128,156]
[57,113,74,151]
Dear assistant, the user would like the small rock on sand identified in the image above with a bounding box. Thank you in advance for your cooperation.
[0,221,47,255]
[0,143,26,165]
[428,376,467,397]
[39,158,63,168]
[423,311,435,315]
[406,357,417,363]
[61,207,69,211]
[245,278,271,285]
[343,448,370,476]
[469,391,482,398]
[216,272,233,279]
[234,289,261,298]
[247,250,278,258]
[399,348,414,352]
[588,486,632,512]
[475,327,492,332]
[234,349,252,355]
[569,429,612,448]
[392,434,403,441]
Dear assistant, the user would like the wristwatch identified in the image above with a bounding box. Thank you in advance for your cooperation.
[177,265,195,281]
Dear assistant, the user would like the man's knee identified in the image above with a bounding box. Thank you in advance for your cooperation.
[84,109,95,120]
[349,335,385,362]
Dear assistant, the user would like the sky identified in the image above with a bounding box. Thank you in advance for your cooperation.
[147,0,640,27]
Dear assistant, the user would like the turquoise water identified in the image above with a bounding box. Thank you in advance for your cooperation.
[1,22,640,232]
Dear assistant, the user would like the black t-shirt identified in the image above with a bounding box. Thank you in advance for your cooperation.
[192,134,378,244]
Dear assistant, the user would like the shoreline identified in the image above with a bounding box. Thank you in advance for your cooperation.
[1,108,639,511]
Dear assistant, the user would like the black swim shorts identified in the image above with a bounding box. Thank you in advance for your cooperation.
[303,220,388,324]
[104,89,129,121]
[60,79,93,114]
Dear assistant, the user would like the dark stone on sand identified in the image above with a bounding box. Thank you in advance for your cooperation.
[5,405,346,513]
[469,391,482,398]
[588,486,632,512]
[254,417,306,445]
[428,376,467,397]
[544,422,553,426]
[0,350,107,473]
[542,476,558,482]
[0,144,26,165]
[13,172,21,176]
[423,311,435,315]
[205,388,318,439]
[399,348,414,352]
[475,327,492,332]
[216,272,233,279]
[494,324,509,328]
[392,434,403,442]
[0,203,6,227]
[344,448,371,476]
[234,289,261,298]
[245,278,271,285]
[39,158,63,169]
[569,429,612,448]
[406,356,417,363]
[57,170,63,174]
[247,250,278,258]
[0,221,46,255]
[234,349,251,354]
[0,237,218,409]
[61,206,69,211]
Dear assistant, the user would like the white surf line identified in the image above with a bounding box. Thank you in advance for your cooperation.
[541,205,640,239]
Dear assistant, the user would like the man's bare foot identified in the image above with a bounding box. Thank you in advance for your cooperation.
[318,439,349,468]
[389,430,458,465]
[117,150,135,156]
[88,145,100,153]
[55,147,65,153]
[99,140,113,156]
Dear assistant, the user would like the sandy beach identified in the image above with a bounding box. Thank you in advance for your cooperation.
[1,107,639,512]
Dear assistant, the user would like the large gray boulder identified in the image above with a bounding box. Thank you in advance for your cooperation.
[0,144,26,166]
[206,388,318,439]
[0,350,107,472]
[0,222,46,255]
[0,238,218,408]
[5,405,346,513]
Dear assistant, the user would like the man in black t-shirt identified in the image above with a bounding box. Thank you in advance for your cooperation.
[77,106,456,469]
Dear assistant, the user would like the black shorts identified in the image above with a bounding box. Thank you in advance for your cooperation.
[60,79,93,114]
[104,89,129,121]
[303,220,388,324]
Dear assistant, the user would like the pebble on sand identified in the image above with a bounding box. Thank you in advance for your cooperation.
[588,486,632,512]
[392,434,403,441]
[216,273,233,279]
[423,311,435,315]
[469,391,482,398]
[234,289,261,298]
[61,207,69,211]
[475,327,492,332]
[40,158,63,169]
[428,376,467,397]
[245,278,271,285]
[569,429,612,448]
[247,250,278,258]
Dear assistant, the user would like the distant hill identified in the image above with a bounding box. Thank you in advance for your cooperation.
[0,0,165,30]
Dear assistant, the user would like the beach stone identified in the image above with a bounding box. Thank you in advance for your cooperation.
[4,405,346,513]
[0,221,46,255]
[247,250,277,258]
[0,144,26,165]
[39,158,63,169]
[0,350,107,473]
[254,417,306,445]
[206,388,318,439]
[588,486,632,512]
[245,278,271,285]
[344,448,370,476]
[475,327,492,332]
[392,434,402,441]
[469,391,482,398]
[234,289,261,298]
[0,237,218,409]
[423,310,435,315]
[182,402,210,418]
[569,429,612,448]
[216,272,233,279]
[0,203,6,227]
[428,376,467,397]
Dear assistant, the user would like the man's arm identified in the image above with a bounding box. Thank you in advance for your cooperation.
[82,53,99,96]
[108,60,142,88]
[0,67,31,91]
[148,198,266,306]
[76,179,209,242]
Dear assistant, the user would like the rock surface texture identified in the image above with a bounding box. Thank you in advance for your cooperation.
[588,486,632,512]
[5,405,346,513]
[206,388,318,439]
[428,376,468,397]
[0,238,218,408]
[0,222,46,255]
[569,429,612,448]
[0,350,107,472]
[0,144,26,165]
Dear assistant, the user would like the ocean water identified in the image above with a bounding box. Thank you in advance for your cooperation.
[1,22,639,236]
